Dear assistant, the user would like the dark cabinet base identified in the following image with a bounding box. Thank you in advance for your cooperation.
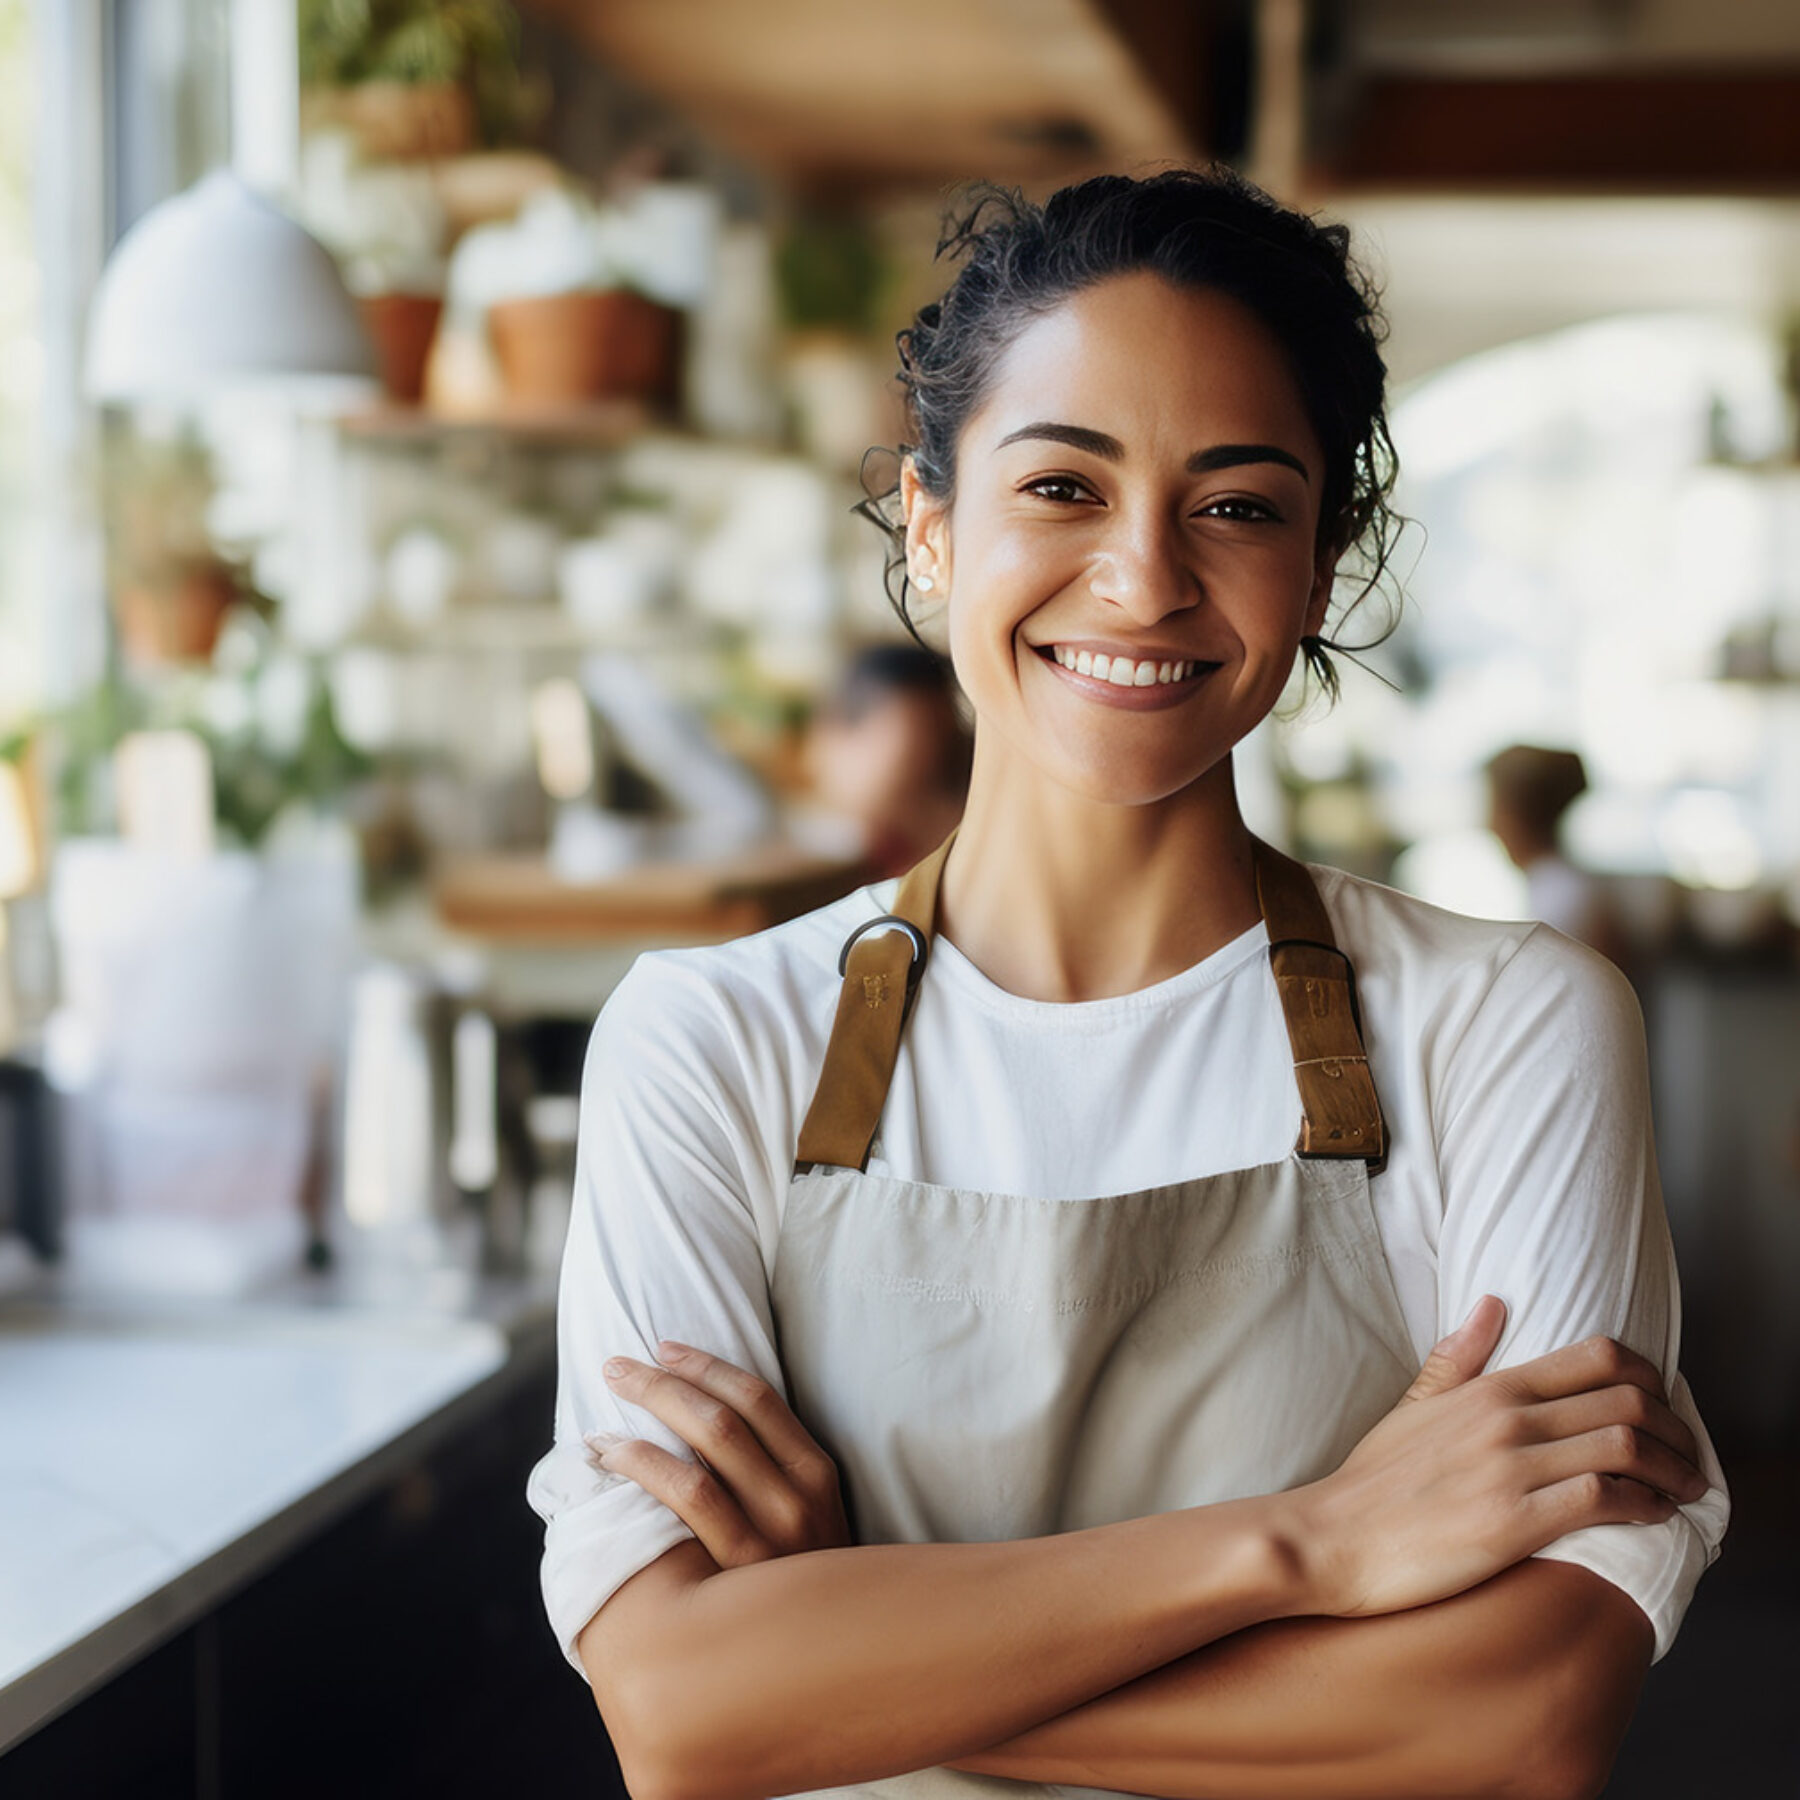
[5,1359,627,1800]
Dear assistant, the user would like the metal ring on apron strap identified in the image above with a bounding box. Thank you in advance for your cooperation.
[837,916,929,992]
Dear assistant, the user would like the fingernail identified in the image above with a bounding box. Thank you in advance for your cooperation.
[583,1431,627,1472]
[657,1340,690,1362]
[603,1358,630,1380]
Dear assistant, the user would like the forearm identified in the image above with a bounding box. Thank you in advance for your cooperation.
[581,1494,1309,1800]
[951,1561,1653,1800]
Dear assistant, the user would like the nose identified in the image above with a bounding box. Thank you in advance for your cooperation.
[1085,511,1200,623]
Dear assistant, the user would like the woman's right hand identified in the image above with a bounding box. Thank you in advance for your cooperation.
[1288,1296,1711,1619]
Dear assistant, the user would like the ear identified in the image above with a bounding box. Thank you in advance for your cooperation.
[900,458,951,591]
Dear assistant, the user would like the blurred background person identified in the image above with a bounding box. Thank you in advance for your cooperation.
[804,644,971,877]
[1486,743,1631,970]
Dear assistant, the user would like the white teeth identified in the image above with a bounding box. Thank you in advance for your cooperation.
[1049,648,1198,687]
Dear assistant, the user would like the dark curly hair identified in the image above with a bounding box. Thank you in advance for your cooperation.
[859,167,1402,699]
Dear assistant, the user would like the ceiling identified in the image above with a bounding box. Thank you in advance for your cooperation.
[520,0,1800,199]
[518,0,1198,197]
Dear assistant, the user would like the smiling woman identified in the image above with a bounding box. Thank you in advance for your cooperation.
[527,169,1727,1800]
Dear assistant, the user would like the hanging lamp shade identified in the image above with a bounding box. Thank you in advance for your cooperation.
[85,170,377,403]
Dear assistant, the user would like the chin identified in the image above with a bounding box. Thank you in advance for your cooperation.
[1045,747,1233,811]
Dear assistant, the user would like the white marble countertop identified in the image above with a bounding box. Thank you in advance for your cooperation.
[0,1271,556,1754]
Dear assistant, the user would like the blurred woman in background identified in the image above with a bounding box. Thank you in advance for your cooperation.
[804,642,971,877]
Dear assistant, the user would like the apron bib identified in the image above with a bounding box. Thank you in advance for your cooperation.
[768,838,1418,1800]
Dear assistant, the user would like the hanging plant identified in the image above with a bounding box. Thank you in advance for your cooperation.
[774,213,887,339]
[298,0,546,154]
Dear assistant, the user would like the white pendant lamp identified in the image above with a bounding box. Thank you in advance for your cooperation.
[85,169,376,403]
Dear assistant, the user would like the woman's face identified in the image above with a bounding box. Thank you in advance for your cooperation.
[904,272,1335,810]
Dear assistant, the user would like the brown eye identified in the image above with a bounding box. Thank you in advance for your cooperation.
[1023,475,1095,504]
[1200,496,1279,523]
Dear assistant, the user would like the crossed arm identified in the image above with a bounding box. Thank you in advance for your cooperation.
[576,1303,1698,1800]
[947,1559,1650,1800]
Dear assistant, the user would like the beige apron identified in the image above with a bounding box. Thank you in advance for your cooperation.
[769,839,1419,1800]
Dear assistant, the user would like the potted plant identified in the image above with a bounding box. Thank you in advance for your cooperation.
[774,212,893,469]
[53,623,376,855]
[98,425,272,668]
[298,0,543,161]
[456,188,684,409]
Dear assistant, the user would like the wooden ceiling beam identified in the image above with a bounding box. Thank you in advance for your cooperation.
[518,0,1199,194]
[1321,72,1800,191]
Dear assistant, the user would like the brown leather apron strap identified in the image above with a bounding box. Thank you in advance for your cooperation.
[1253,840,1387,1169]
[892,831,954,938]
[795,833,1385,1174]
[794,834,956,1172]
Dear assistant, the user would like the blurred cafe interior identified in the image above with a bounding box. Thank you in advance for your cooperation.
[2,0,1799,1793]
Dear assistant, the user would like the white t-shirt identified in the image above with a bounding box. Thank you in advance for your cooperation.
[528,865,1729,1670]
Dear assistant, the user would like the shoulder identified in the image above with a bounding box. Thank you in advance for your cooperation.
[586,880,896,1097]
[1308,863,1646,1107]
[1312,863,1638,1023]
[609,879,893,1020]
[1312,863,1535,984]
[1310,871,1648,1180]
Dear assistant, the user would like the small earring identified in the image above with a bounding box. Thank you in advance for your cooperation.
[913,572,935,593]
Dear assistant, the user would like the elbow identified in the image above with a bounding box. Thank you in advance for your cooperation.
[593,1658,757,1800]
[1497,1627,1648,1800]
[1518,1656,1645,1800]
[596,1712,690,1800]
[1419,1716,1618,1800]
[578,1545,757,1800]
[594,1678,709,1800]
[1509,1738,1617,1800]
[1417,1569,1650,1800]
[1413,1723,1617,1800]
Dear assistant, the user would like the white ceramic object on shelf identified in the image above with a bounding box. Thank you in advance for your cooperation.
[686,223,784,443]
[620,181,721,308]
[482,512,565,604]
[557,536,656,633]
[295,129,448,299]
[385,526,459,625]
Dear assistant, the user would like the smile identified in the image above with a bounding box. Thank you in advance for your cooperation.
[1048,646,1195,688]
[1034,643,1217,711]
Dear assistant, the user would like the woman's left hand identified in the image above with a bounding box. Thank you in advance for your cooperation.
[593,1341,851,1569]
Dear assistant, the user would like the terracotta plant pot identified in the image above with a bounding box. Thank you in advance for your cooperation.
[486,290,682,406]
[301,81,475,160]
[358,292,444,403]
[113,565,239,666]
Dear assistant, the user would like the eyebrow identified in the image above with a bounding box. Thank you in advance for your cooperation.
[994,421,1311,483]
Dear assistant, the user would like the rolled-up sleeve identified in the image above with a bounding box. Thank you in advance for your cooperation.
[1429,928,1729,1661]
[526,955,789,1672]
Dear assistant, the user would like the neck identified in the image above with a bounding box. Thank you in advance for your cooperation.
[938,748,1261,1003]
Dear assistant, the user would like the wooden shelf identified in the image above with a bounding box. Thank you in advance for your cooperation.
[433,844,872,942]
[335,399,655,447]
[339,606,707,657]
